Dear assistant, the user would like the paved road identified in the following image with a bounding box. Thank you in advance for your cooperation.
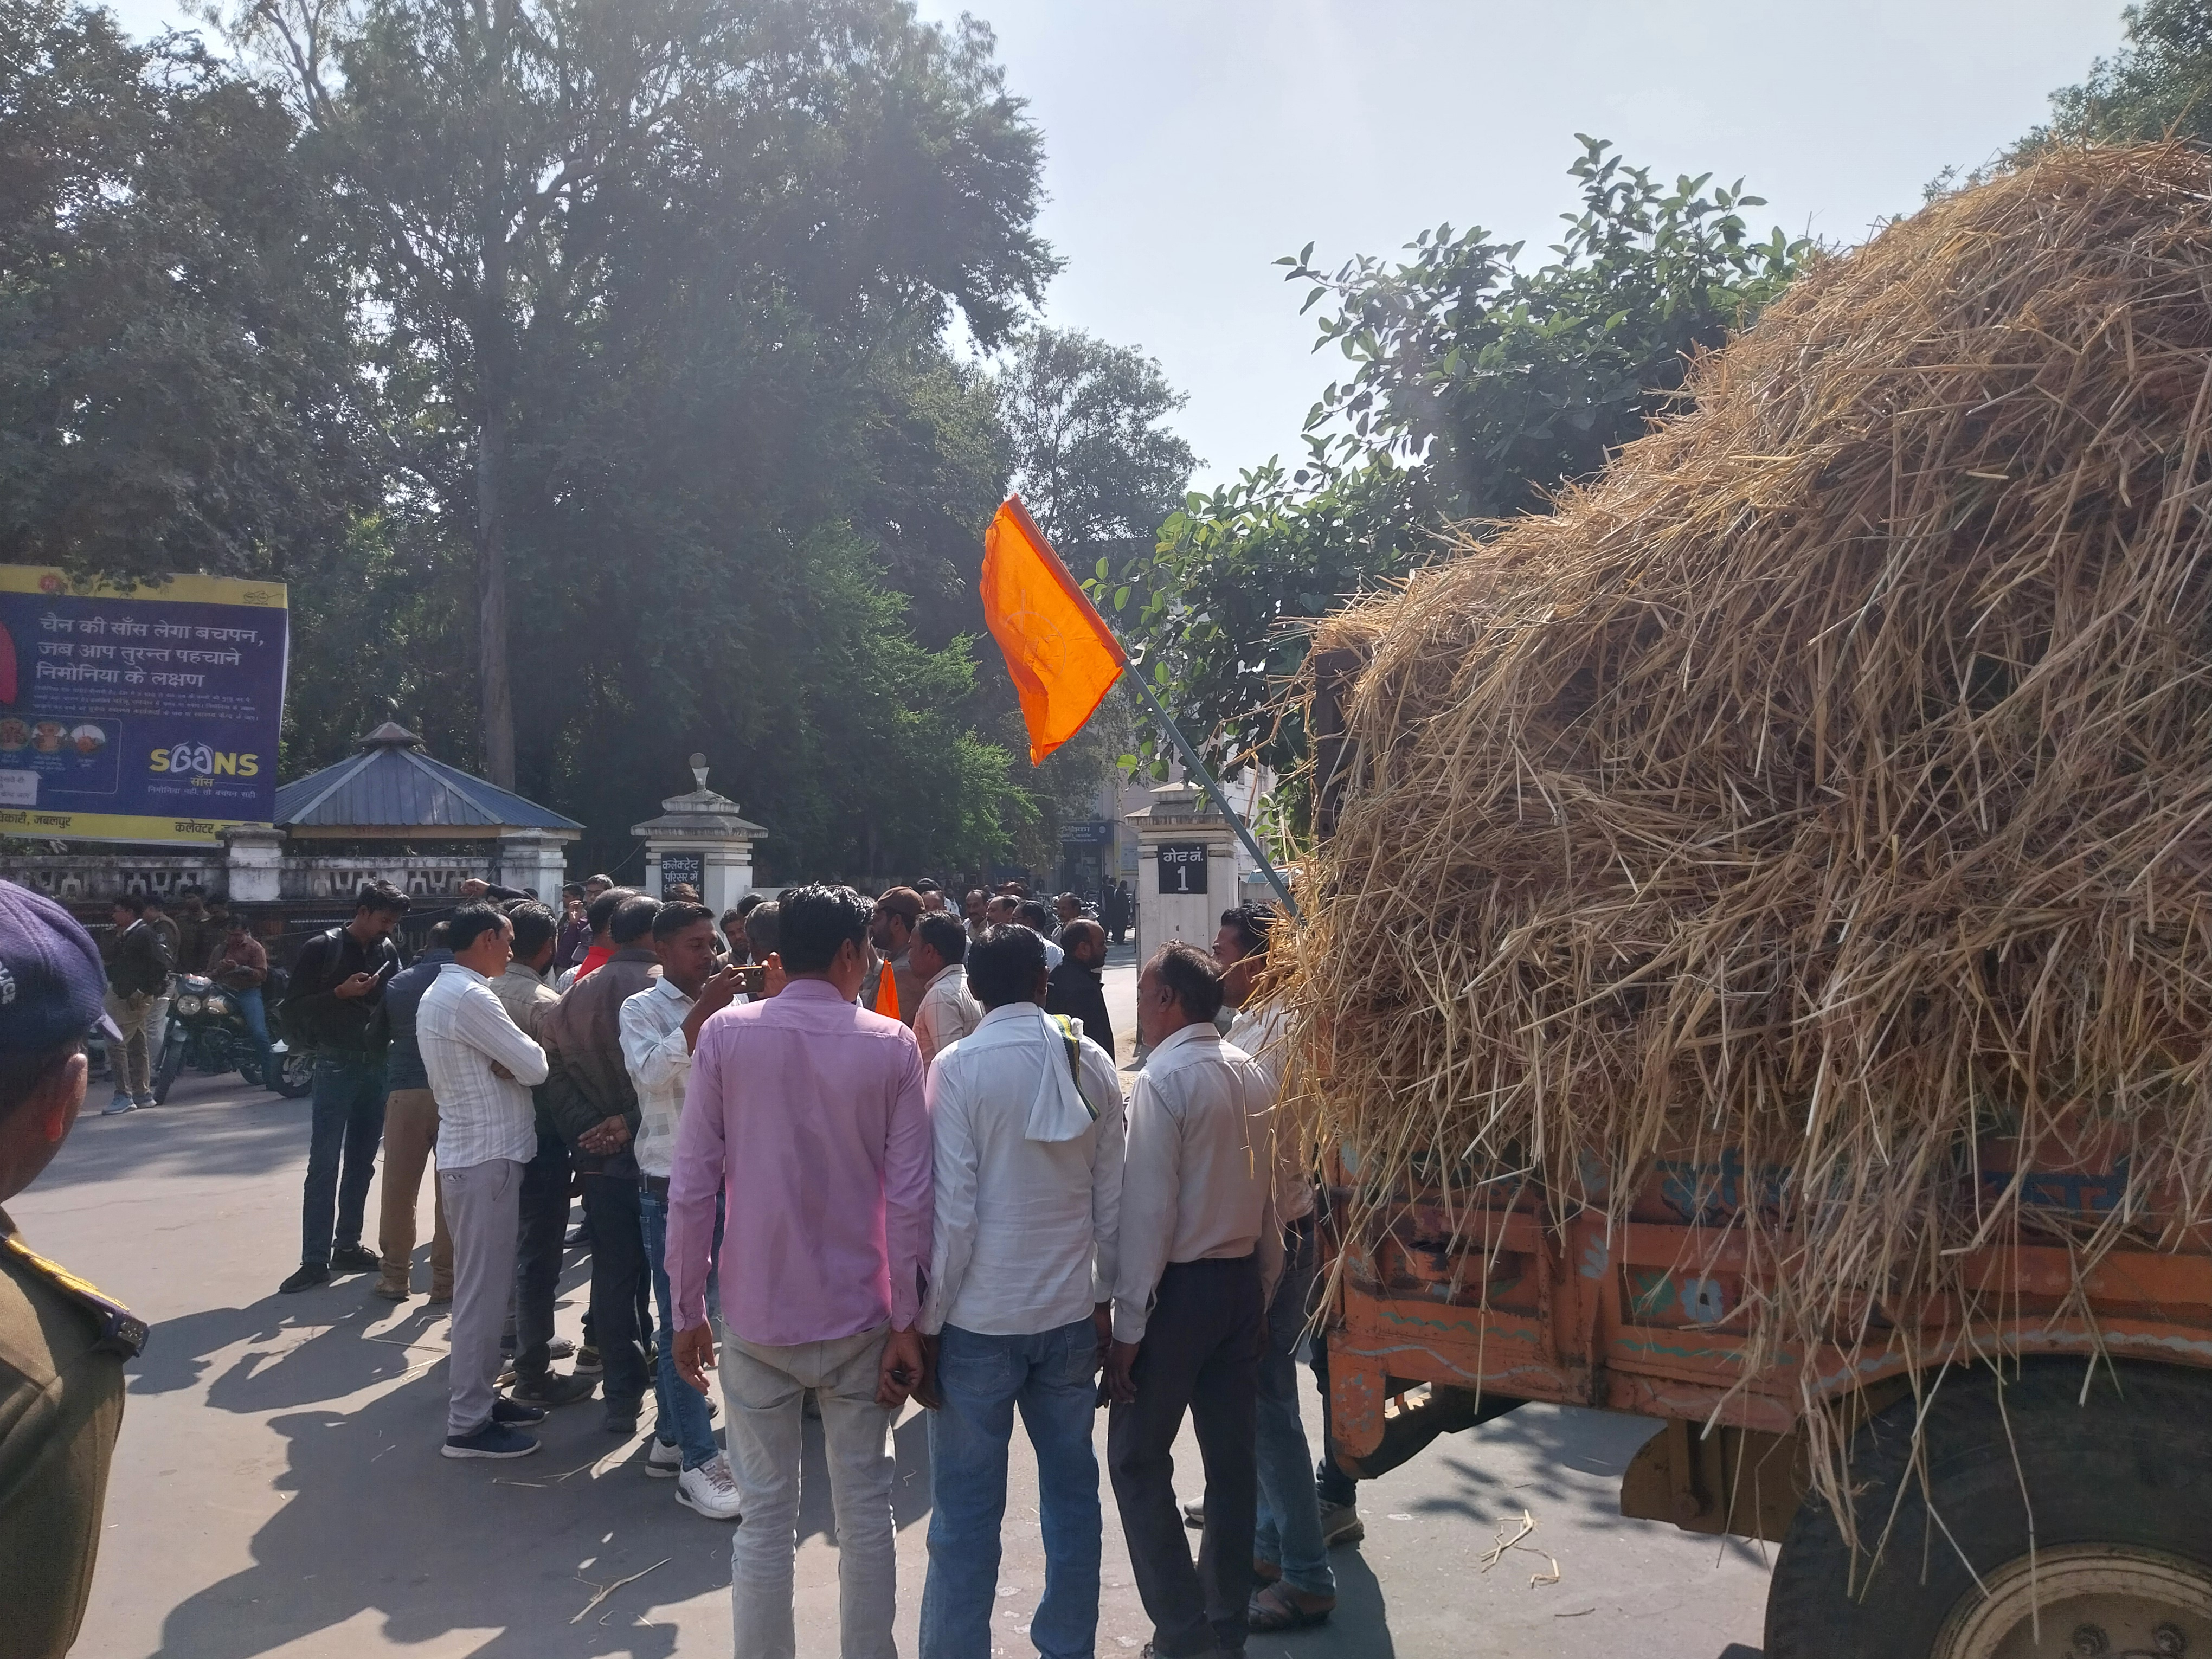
[15,974,1773,1658]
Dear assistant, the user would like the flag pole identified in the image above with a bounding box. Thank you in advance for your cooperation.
[1118,661,1300,919]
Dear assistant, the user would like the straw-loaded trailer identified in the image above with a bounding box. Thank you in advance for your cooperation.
[1307,638,2212,1659]
[1287,144,2212,1659]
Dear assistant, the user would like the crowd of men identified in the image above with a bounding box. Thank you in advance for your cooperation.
[7,861,1361,1659]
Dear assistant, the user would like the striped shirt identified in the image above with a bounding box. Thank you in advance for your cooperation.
[417,964,546,1169]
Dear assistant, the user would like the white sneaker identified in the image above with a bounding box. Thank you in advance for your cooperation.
[674,1454,742,1521]
[645,1438,682,1478]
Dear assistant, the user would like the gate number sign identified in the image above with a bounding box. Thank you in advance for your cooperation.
[1158,843,1209,895]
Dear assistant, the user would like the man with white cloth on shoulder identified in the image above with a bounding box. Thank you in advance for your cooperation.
[417,902,550,1461]
[916,923,1125,1659]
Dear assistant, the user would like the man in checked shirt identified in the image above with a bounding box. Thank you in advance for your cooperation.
[416,903,551,1461]
[620,899,745,1520]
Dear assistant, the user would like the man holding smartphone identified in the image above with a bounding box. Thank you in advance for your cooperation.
[279,880,409,1295]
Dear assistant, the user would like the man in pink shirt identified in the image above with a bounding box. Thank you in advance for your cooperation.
[667,884,932,1659]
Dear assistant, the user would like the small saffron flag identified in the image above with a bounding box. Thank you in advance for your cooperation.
[874,959,900,1020]
[981,497,1127,764]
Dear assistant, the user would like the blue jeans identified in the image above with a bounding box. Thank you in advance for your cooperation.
[639,1187,721,1468]
[234,986,277,1088]
[922,1317,1102,1659]
[301,1052,387,1268]
[1256,1218,1335,1597]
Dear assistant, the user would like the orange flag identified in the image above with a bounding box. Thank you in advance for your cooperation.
[874,959,900,1020]
[982,497,1127,764]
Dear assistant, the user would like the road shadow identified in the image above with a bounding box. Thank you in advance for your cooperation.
[147,1360,731,1659]
[37,1073,310,1192]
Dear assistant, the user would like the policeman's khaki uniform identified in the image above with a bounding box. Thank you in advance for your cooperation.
[0,1208,145,1659]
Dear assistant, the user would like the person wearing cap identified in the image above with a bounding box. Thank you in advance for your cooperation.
[0,880,149,1657]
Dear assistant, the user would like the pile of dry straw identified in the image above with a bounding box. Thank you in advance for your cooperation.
[1285,144,2212,1461]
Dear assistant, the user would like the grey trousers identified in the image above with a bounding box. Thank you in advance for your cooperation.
[437,1157,523,1437]
[720,1323,897,1659]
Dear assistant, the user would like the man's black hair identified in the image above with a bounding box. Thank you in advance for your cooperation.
[610,893,663,946]
[506,901,557,960]
[178,884,204,899]
[427,919,453,947]
[777,885,870,974]
[224,909,252,930]
[586,885,635,936]
[356,878,411,917]
[447,902,508,954]
[915,910,968,967]
[0,1038,85,1127]
[914,878,942,894]
[587,873,614,886]
[1061,917,1105,952]
[965,923,1043,1009]
[735,891,764,918]
[1014,898,1056,934]
[744,900,780,959]
[111,894,147,916]
[1148,941,1225,1025]
[1218,904,1276,964]
[654,900,715,942]
[141,891,166,910]
[562,881,585,900]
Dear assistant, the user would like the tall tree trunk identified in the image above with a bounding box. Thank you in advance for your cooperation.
[473,0,517,789]
[475,393,515,787]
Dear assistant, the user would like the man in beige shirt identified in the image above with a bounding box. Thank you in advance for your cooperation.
[1105,942,1279,1659]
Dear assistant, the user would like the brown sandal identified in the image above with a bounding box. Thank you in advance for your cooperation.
[1246,1580,1335,1631]
[1253,1557,1281,1585]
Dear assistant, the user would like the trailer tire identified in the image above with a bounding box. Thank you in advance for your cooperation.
[1763,1359,2212,1659]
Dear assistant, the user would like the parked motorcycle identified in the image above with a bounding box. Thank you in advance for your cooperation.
[153,970,314,1102]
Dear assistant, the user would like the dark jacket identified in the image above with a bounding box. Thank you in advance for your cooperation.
[281,925,401,1055]
[103,921,171,1001]
[378,948,454,1093]
[543,946,657,1178]
[1044,957,1114,1059]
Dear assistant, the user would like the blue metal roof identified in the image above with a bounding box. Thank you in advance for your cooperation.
[273,725,582,833]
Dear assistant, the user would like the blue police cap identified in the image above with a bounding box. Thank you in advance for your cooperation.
[0,880,110,1053]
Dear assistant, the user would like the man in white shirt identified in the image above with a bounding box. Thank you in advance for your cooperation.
[1105,943,1279,1659]
[909,912,982,1066]
[621,900,744,1520]
[418,903,550,1461]
[917,924,1124,1659]
[1216,905,1338,1631]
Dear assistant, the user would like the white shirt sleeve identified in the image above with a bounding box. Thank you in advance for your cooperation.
[1083,1040,1126,1307]
[464,980,548,1085]
[920,1056,979,1337]
[1111,1065,1180,1345]
[621,991,691,1095]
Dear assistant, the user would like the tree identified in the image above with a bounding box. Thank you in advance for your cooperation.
[0,0,366,580]
[2025,0,2212,150]
[232,0,1056,786]
[1103,138,1807,779]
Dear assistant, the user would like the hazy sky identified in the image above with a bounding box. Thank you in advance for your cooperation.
[108,0,2127,484]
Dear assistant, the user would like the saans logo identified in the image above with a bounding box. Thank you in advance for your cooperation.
[150,743,259,781]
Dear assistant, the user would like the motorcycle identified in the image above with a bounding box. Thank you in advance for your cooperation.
[153,970,314,1102]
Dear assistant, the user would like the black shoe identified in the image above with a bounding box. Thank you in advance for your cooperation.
[604,1406,639,1436]
[510,1371,597,1408]
[565,1224,591,1248]
[329,1245,380,1274]
[442,1422,540,1461]
[279,1263,329,1294]
[492,1398,547,1425]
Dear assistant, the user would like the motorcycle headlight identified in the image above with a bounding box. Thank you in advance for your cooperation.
[204,995,231,1017]
[173,994,203,1017]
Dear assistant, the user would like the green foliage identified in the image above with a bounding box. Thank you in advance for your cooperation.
[1107,138,1808,776]
[0,0,368,580]
[2028,0,2212,150]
